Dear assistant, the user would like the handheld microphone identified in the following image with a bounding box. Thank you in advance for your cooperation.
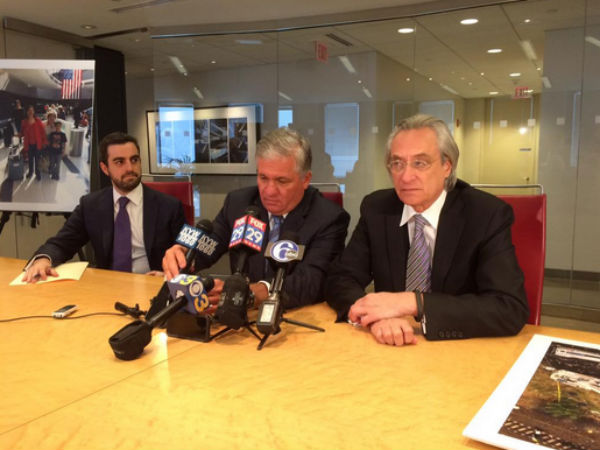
[175,220,217,274]
[256,232,304,335]
[146,219,217,322]
[109,295,187,360]
[166,274,215,315]
[228,206,266,275]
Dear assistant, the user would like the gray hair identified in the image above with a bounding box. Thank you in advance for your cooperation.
[256,127,312,175]
[386,113,459,190]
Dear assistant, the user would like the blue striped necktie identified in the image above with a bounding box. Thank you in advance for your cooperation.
[405,214,431,292]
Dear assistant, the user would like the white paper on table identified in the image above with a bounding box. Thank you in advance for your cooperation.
[9,261,89,286]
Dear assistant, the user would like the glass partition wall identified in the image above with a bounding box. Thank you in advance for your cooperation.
[124,0,599,318]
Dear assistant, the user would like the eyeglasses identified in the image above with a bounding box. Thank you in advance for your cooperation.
[386,159,436,173]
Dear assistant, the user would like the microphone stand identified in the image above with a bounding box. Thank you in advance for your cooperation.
[256,266,324,351]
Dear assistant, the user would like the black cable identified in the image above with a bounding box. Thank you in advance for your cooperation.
[0,312,126,323]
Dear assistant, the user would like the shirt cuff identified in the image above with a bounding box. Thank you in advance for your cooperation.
[23,254,52,271]
[257,280,271,293]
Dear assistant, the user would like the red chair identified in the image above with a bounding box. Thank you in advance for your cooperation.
[473,184,546,325]
[312,183,343,207]
[144,181,194,225]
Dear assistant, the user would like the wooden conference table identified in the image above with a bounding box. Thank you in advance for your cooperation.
[1,256,599,450]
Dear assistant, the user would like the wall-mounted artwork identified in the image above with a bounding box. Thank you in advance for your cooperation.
[147,105,257,175]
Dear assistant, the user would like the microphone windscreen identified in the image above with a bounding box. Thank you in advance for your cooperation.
[197,219,213,233]
[245,205,261,218]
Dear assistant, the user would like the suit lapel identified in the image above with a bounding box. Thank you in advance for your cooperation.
[386,196,408,292]
[432,189,465,290]
[99,188,115,264]
[142,185,157,255]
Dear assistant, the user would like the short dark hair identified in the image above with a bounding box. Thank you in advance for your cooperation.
[99,132,140,165]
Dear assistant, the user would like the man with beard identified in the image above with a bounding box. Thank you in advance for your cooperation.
[22,132,185,282]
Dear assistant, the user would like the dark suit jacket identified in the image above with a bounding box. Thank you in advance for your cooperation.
[325,180,529,340]
[33,184,185,271]
[195,186,350,310]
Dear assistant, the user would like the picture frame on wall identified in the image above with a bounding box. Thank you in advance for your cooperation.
[146,104,257,175]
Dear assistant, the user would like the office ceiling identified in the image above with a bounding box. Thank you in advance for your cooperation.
[1,0,599,99]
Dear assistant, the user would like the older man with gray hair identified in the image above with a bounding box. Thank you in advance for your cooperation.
[163,127,350,311]
[325,114,529,346]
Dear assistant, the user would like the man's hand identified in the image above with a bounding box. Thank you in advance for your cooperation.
[348,291,418,328]
[162,244,188,280]
[200,278,224,314]
[22,258,58,283]
[369,318,418,346]
[249,282,269,308]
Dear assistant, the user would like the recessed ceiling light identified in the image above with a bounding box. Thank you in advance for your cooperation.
[510,72,521,77]
[278,91,293,101]
[397,27,415,34]
[487,48,502,54]
[357,80,362,84]
[405,77,411,82]
[537,67,541,71]
[460,18,478,25]
[480,72,485,76]
[81,24,96,30]
[489,91,498,95]
[338,56,356,74]
[210,60,217,64]
[235,39,262,45]
[428,77,433,81]
[524,19,531,23]
[150,68,155,72]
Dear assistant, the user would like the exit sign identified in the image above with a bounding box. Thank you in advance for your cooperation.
[513,86,531,99]
[315,41,328,62]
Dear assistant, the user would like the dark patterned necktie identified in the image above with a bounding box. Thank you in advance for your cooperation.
[269,215,283,243]
[405,214,431,292]
[265,215,283,275]
[112,196,132,272]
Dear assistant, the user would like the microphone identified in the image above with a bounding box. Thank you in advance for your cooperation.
[146,220,217,322]
[256,232,304,335]
[109,295,188,360]
[175,220,217,274]
[114,302,146,319]
[228,206,266,275]
[214,273,252,330]
[166,274,215,315]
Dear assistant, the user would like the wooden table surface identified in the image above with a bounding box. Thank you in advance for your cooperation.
[1,256,599,450]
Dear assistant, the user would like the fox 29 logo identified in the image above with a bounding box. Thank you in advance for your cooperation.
[269,240,300,263]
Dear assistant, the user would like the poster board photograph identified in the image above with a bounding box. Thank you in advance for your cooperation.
[464,334,600,450]
[0,59,94,213]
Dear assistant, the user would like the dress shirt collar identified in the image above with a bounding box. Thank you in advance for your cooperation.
[112,182,143,207]
[400,189,447,230]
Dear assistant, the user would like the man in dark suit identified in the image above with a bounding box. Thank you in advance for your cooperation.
[325,114,529,346]
[163,127,350,310]
[22,132,185,282]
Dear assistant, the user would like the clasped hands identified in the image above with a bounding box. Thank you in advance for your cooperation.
[348,292,419,347]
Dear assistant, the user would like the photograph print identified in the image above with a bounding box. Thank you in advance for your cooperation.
[0,59,94,213]
[147,104,256,175]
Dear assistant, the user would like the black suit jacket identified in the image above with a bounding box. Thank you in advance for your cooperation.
[195,186,350,310]
[325,180,529,340]
[33,184,185,271]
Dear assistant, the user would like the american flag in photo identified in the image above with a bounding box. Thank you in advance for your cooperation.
[61,69,82,99]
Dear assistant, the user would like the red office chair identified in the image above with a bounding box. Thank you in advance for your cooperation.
[144,181,194,225]
[312,182,343,207]
[473,184,546,325]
